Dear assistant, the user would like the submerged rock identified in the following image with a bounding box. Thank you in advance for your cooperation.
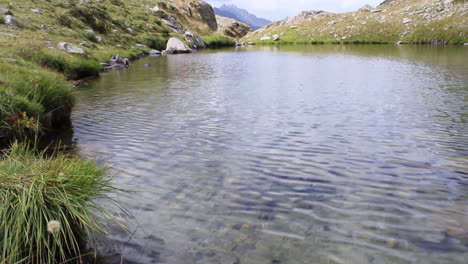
[57,42,86,54]
[163,37,192,54]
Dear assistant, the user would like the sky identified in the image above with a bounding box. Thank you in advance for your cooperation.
[206,0,385,21]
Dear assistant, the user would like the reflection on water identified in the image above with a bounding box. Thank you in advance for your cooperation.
[71,45,468,264]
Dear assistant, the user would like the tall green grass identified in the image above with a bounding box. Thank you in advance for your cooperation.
[0,60,74,145]
[0,142,125,263]
[15,46,102,80]
[202,34,235,48]
[405,18,467,44]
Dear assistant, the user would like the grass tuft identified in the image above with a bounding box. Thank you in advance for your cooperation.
[0,142,125,263]
[143,36,167,50]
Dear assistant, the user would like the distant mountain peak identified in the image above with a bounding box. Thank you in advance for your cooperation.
[214,4,271,30]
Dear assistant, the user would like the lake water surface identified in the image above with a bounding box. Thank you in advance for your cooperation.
[72,45,467,264]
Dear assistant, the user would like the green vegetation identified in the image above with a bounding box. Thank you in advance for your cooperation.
[0,142,124,263]
[243,0,467,45]
[0,0,176,145]
[406,17,467,45]
[0,60,74,147]
[143,36,168,50]
[203,33,236,47]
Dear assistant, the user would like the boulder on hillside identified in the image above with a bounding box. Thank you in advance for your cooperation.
[193,1,218,31]
[4,15,18,26]
[161,14,185,33]
[58,42,86,54]
[216,15,251,39]
[156,0,218,33]
[184,31,206,49]
[163,37,192,54]
[0,8,13,15]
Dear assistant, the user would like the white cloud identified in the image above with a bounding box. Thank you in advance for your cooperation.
[207,0,384,21]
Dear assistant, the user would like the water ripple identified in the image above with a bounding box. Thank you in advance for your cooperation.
[71,46,468,264]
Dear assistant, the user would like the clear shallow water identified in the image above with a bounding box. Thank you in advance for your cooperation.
[71,45,468,264]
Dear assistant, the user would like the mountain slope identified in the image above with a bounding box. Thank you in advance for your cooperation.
[216,15,251,38]
[0,0,230,143]
[214,4,271,30]
[243,0,467,44]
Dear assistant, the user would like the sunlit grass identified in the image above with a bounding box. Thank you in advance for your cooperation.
[202,33,236,47]
[0,142,125,263]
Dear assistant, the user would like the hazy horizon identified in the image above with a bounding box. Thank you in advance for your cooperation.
[207,0,385,21]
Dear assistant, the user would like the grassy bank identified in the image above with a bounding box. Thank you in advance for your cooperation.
[0,0,172,146]
[0,0,241,145]
[0,143,123,263]
[202,33,236,47]
[243,0,468,45]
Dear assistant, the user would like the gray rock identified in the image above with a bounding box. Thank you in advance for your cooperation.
[196,0,218,31]
[149,49,161,56]
[164,37,192,54]
[135,43,145,47]
[260,36,271,41]
[273,34,280,41]
[57,42,86,54]
[79,41,96,48]
[30,8,40,14]
[247,42,256,45]
[5,15,18,26]
[0,8,13,15]
[371,9,383,13]
[126,28,135,35]
[216,15,251,39]
[84,29,94,34]
[108,54,130,69]
[95,35,103,44]
[161,15,184,33]
[403,18,413,24]
[150,6,162,14]
[186,34,206,49]
[464,43,468,46]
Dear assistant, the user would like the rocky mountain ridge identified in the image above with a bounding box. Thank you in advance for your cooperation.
[216,15,251,39]
[243,0,467,44]
[214,4,271,30]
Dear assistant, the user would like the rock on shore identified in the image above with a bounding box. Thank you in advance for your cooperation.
[163,37,193,54]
